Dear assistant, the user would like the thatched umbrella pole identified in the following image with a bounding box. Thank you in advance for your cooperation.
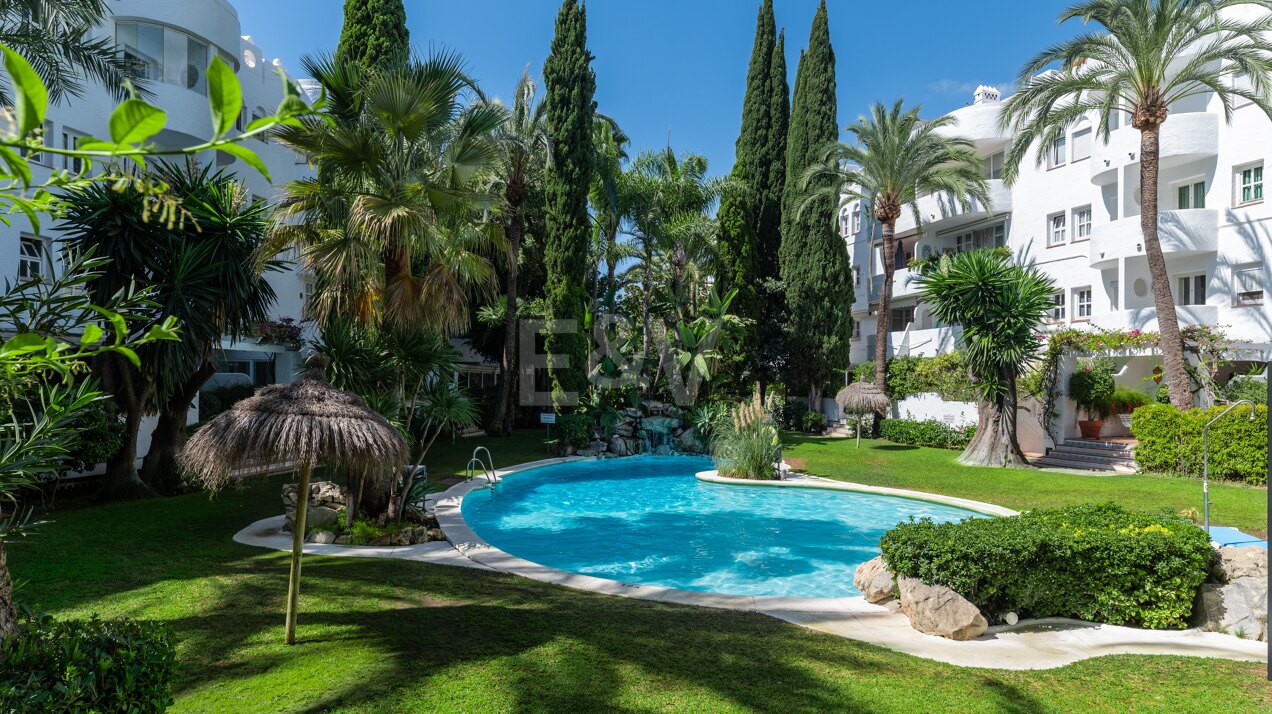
[182,361,406,646]
[835,382,892,449]
[285,463,312,645]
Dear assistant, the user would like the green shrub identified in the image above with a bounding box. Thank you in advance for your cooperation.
[1068,366,1115,419]
[879,503,1212,629]
[1,613,176,713]
[854,353,976,402]
[62,404,124,473]
[554,412,593,451]
[879,418,974,449]
[690,401,731,440]
[1221,376,1267,405]
[1107,385,1150,415]
[1131,403,1268,485]
[711,402,780,479]
[800,411,827,434]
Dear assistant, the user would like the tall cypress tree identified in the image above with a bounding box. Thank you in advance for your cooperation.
[779,0,852,410]
[335,0,410,73]
[716,1,788,396]
[542,0,595,407]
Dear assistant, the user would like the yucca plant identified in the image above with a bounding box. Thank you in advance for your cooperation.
[710,401,780,480]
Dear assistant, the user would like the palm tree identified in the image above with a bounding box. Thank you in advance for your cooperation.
[58,162,277,497]
[626,148,728,360]
[484,69,549,436]
[998,0,1272,411]
[912,248,1056,467]
[0,0,149,106]
[801,100,989,397]
[589,115,632,311]
[273,52,506,335]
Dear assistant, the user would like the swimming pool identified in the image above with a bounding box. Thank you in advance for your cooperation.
[461,455,987,598]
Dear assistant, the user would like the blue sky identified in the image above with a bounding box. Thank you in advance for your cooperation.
[236,1,1085,177]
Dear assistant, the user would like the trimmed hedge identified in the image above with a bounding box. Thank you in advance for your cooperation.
[879,418,974,449]
[1,614,176,712]
[879,503,1212,629]
[1131,403,1267,485]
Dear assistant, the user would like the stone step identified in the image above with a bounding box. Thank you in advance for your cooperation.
[1061,439,1135,454]
[1035,455,1135,473]
[1047,447,1138,466]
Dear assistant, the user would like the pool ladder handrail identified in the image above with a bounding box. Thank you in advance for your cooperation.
[466,446,497,487]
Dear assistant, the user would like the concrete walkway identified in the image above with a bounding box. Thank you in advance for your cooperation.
[234,456,1267,671]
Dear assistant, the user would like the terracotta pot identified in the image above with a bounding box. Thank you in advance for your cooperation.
[1078,420,1104,439]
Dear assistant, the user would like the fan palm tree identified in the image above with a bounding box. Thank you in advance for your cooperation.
[589,115,632,310]
[58,162,277,497]
[273,52,506,335]
[912,248,1057,467]
[998,0,1272,411]
[0,0,149,106]
[801,100,989,396]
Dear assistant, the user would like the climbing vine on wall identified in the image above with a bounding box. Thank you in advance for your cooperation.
[1022,326,1234,444]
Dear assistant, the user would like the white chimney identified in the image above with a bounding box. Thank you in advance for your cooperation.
[973,85,1001,104]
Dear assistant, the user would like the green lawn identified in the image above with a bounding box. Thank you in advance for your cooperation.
[8,430,1270,712]
[782,435,1268,535]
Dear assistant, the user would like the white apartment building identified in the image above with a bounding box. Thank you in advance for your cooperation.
[1,0,314,459]
[839,56,1271,446]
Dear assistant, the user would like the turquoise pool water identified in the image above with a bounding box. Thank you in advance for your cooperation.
[461,455,986,598]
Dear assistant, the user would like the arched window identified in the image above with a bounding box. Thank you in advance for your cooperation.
[851,205,862,234]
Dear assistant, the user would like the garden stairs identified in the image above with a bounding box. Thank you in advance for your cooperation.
[1035,439,1138,473]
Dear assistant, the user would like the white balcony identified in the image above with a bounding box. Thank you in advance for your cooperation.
[1089,304,1219,333]
[1090,112,1218,186]
[1088,208,1218,269]
[893,325,962,358]
[895,179,1013,235]
[939,102,1011,150]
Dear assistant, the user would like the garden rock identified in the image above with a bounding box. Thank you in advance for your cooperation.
[1211,546,1267,583]
[427,528,446,542]
[334,535,352,545]
[1194,576,1268,642]
[674,427,707,454]
[853,556,895,603]
[897,575,987,640]
[306,506,340,530]
[307,530,336,545]
[282,480,348,532]
[609,435,640,456]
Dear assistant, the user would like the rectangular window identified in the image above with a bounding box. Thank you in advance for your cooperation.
[1048,135,1067,168]
[851,209,861,234]
[955,232,973,253]
[1237,164,1264,205]
[116,21,163,81]
[1175,273,1206,306]
[889,306,915,333]
[1176,180,1206,209]
[1071,127,1092,161]
[18,235,44,282]
[1074,206,1092,240]
[984,151,1004,180]
[1074,288,1092,319]
[1234,264,1263,305]
[185,36,208,94]
[1050,291,1066,321]
[61,129,86,173]
[852,265,861,289]
[1048,212,1067,246]
[852,321,861,340]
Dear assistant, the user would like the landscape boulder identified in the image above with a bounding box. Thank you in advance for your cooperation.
[897,575,987,640]
[307,530,336,545]
[282,480,348,532]
[853,556,896,603]
[674,427,707,454]
[1195,575,1268,642]
[1211,546,1267,583]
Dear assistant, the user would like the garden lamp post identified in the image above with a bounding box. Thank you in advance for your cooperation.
[1201,399,1255,537]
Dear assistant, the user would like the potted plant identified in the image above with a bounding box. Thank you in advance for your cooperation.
[1109,385,1149,429]
[1068,366,1115,439]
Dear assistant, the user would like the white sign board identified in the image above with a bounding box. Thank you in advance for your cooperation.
[539,413,557,424]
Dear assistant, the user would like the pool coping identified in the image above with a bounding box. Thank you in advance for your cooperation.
[432,456,1266,670]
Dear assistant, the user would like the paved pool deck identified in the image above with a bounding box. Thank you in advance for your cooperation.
[234,456,1267,671]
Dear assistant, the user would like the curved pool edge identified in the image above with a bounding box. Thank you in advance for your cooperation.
[434,455,1267,670]
[695,470,1019,518]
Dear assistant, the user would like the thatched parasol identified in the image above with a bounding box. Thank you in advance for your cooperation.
[835,382,892,448]
[181,362,406,645]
